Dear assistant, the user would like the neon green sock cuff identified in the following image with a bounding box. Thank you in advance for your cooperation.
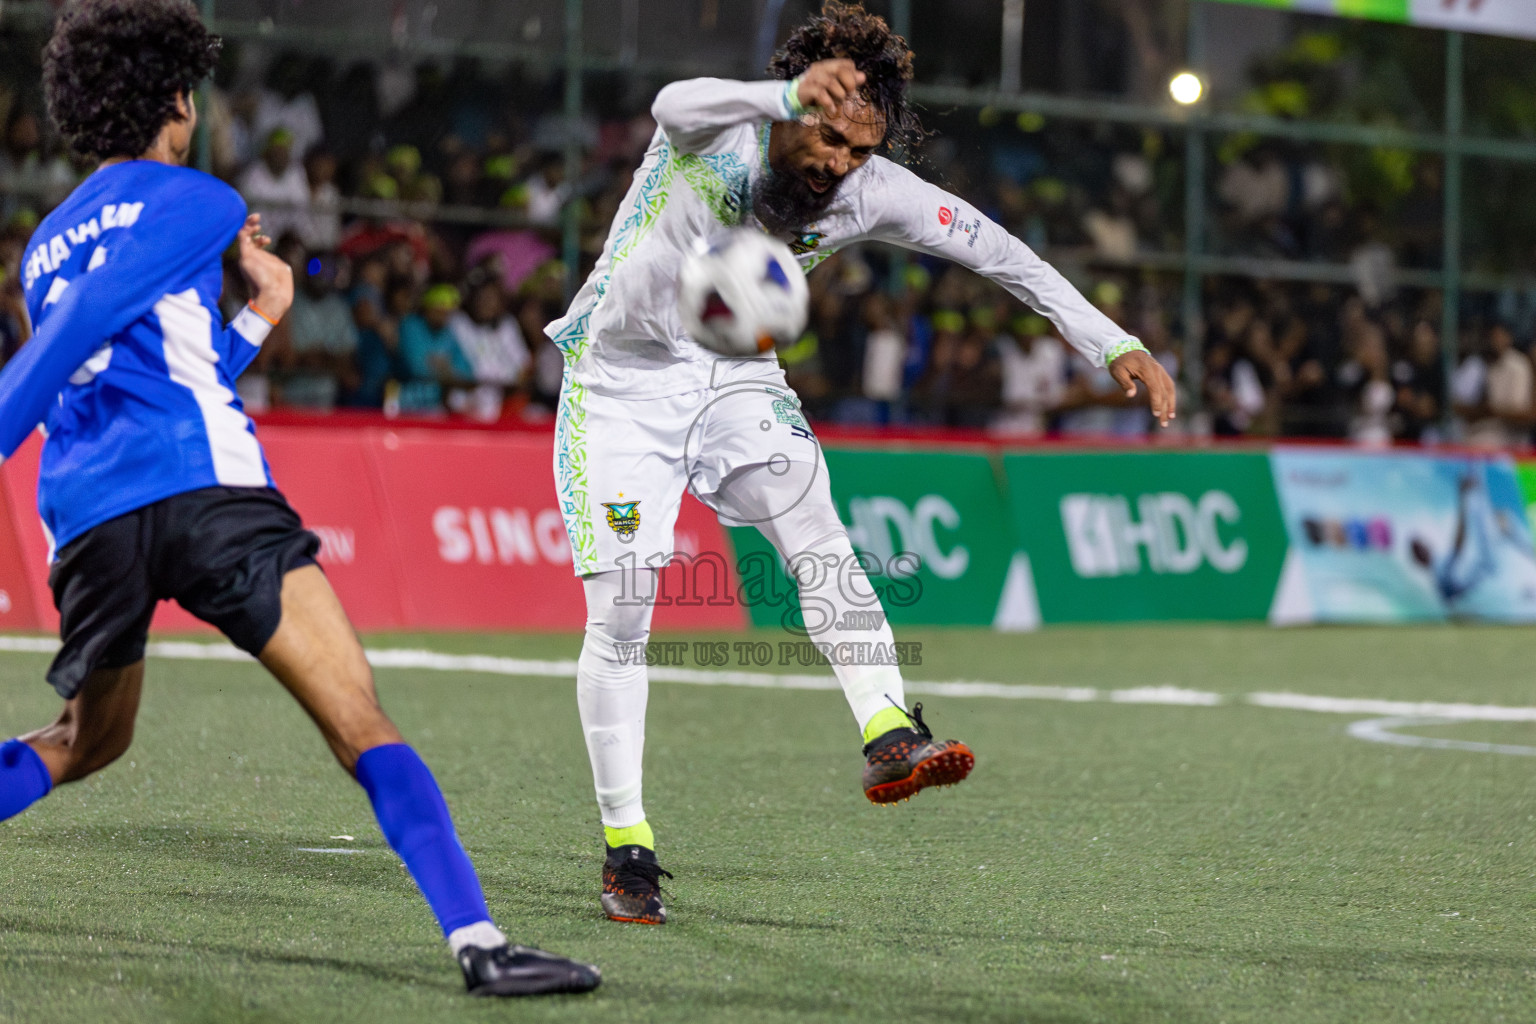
[862,705,913,745]
[604,820,655,851]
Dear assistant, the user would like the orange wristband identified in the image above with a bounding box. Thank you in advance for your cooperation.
[247,301,280,326]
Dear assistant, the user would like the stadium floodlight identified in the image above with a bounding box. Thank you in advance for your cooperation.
[1169,71,1204,106]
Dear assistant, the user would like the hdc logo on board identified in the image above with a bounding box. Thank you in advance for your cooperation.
[433,506,572,565]
[845,494,969,580]
[1059,491,1248,578]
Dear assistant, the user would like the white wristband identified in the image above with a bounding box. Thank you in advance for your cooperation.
[230,304,274,346]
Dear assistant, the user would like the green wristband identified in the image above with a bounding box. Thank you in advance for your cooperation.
[1105,339,1148,364]
[785,77,809,119]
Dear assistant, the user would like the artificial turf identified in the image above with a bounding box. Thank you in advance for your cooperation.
[2,624,1536,1023]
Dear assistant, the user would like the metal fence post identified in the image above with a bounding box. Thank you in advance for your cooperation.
[1181,0,1207,414]
[1441,29,1464,433]
[196,0,214,174]
[1001,0,1025,94]
[562,0,583,300]
[888,0,912,299]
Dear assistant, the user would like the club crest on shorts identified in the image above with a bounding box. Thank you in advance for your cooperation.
[602,501,641,540]
[770,393,815,442]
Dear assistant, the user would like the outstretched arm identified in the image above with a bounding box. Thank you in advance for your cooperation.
[0,181,246,459]
[650,61,865,154]
[861,161,1177,426]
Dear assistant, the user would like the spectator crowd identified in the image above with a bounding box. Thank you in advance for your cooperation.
[0,41,1534,446]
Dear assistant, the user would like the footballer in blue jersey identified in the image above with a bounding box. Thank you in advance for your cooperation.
[0,0,598,998]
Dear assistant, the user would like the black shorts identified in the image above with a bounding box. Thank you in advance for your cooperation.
[46,487,320,699]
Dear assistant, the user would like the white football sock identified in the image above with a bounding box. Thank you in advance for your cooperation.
[727,460,907,734]
[578,570,656,830]
[784,530,906,733]
[448,921,507,955]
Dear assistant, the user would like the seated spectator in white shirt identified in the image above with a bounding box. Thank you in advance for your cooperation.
[1468,323,1533,448]
[252,53,324,160]
[860,292,907,407]
[449,278,531,421]
[239,128,311,245]
[992,312,1067,437]
[516,152,570,229]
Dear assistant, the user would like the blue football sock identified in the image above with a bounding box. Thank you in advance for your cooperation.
[0,739,52,821]
[354,743,492,937]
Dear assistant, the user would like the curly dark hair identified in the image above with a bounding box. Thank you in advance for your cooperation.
[767,1,920,152]
[43,0,221,159]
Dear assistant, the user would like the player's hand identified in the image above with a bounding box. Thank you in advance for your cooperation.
[236,214,294,322]
[1109,347,1178,428]
[796,59,866,116]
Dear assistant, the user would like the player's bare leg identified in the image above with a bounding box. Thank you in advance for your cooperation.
[258,565,599,995]
[257,565,402,772]
[19,661,144,785]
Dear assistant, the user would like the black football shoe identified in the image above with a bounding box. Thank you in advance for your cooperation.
[458,943,601,997]
[601,843,673,925]
[862,703,975,805]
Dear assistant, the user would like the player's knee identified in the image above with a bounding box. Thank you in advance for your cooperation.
[759,506,846,564]
[584,602,653,645]
[581,624,648,667]
[583,569,657,643]
[56,718,135,782]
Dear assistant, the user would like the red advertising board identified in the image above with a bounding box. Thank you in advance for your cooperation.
[0,426,746,635]
[361,429,591,630]
[263,429,412,629]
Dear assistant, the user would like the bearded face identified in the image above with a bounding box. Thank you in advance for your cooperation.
[757,96,886,236]
[751,162,844,236]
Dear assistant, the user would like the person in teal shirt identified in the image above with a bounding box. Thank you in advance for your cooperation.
[398,283,474,410]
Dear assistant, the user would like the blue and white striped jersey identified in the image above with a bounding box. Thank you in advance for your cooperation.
[2,160,275,555]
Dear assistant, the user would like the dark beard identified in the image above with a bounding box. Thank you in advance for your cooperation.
[752,165,841,236]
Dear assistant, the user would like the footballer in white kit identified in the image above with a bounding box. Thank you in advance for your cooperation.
[546,1,1177,925]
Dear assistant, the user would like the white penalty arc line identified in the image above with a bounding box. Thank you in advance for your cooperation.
[1346,716,1536,757]
[2,635,1536,754]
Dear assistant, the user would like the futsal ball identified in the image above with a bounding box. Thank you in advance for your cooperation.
[678,228,809,356]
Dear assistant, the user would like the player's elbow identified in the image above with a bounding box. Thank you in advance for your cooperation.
[650,79,718,136]
[649,83,686,132]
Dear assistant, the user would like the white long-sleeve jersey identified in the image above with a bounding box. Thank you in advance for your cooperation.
[546,76,1137,399]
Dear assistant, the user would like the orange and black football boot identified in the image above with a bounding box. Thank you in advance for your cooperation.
[601,844,673,924]
[862,703,974,804]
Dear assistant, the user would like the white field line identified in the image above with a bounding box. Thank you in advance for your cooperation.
[1248,691,1536,723]
[0,634,1532,725]
[1346,716,1536,757]
[294,847,372,854]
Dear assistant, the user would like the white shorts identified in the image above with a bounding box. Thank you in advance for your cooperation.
[554,360,834,576]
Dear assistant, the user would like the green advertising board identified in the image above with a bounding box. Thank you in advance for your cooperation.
[731,447,1016,629]
[1516,461,1536,523]
[1002,452,1289,622]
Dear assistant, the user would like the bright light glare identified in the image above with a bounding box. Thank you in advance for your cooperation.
[1169,72,1204,106]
